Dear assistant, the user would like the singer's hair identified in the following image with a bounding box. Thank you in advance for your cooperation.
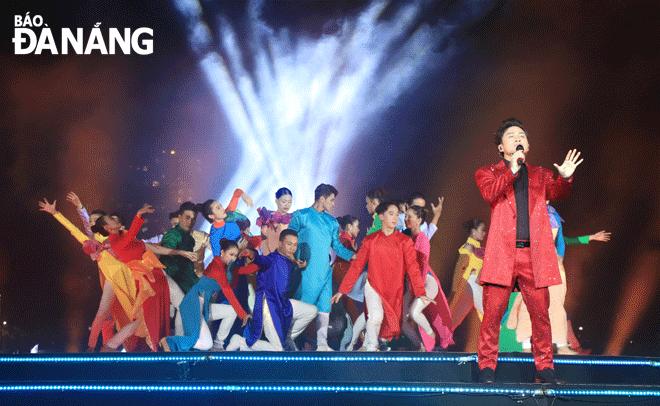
[495,118,527,156]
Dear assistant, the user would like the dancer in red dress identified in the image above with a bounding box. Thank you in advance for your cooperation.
[92,204,175,351]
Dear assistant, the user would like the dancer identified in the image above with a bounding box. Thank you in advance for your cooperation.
[401,205,454,351]
[161,239,251,351]
[448,219,486,328]
[91,204,183,351]
[236,218,262,251]
[199,188,253,256]
[475,118,582,383]
[344,188,389,346]
[226,229,318,351]
[288,184,356,351]
[365,188,387,234]
[257,187,293,256]
[331,201,434,352]
[397,192,444,241]
[200,189,253,327]
[331,214,363,350]
[160,202,201,336]
[169,211,180,229]
[40,197,137,351]
[64,192,120,348]
[161,202,201,293]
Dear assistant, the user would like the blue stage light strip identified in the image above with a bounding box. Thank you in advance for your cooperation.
[498,356,660,367]
[0,356,209,363]
[0,384,542,396]
[0,355,477,363]
[0,354,658,368]
[0,384,659,397]
[545,388,660,397]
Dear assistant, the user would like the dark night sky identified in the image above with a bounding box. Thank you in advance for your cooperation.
[1,0,659,354]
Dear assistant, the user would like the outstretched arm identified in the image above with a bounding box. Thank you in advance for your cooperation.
[206,259,248,319]
[40,198,90,245]
[331,226,356,261]
[564,230,611,245]
[66,192,94,238]
[145,243,198,262]
[332,239,371,302]
[428,197,444,229]
[226,189,253,212]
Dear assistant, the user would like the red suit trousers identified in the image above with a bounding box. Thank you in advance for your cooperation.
[478,247,553,371]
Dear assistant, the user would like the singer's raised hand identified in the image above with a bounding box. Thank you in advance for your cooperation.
[554,149,583,179]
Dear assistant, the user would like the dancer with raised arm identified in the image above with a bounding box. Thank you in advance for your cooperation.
[40,197,137,351]
[475,118,582,384]
[397,192,444,241]
[508,204,610,355]
[200,188,254,256]
[92,204,194,351]
[401,205,453,351]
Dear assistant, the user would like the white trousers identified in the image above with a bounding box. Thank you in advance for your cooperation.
[401,274,439,347]
[466,273,484,315]
[226,297,317,351]
[194,296,238,350]
[164,273,185,336]
[347,312,366,350]
[363,280,384,351]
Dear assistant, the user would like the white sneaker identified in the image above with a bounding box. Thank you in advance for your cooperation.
[316,345,335,351]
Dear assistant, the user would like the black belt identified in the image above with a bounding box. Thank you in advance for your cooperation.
[516,240,530,248]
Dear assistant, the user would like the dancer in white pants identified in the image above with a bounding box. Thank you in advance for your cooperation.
[227,229,318,351]
[332,201,433,351]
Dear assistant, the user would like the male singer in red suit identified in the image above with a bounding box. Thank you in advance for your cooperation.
[475,118,583,384]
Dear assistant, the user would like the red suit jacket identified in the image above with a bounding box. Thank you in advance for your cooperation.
[475,160,572,288]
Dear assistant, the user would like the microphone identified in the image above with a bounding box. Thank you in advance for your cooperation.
[516,144,525,166]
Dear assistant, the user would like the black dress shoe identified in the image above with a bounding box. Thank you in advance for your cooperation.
[478,367,495,383]
[535,368,564,384]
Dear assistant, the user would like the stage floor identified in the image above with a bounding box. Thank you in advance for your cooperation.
[0,352,658,405]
